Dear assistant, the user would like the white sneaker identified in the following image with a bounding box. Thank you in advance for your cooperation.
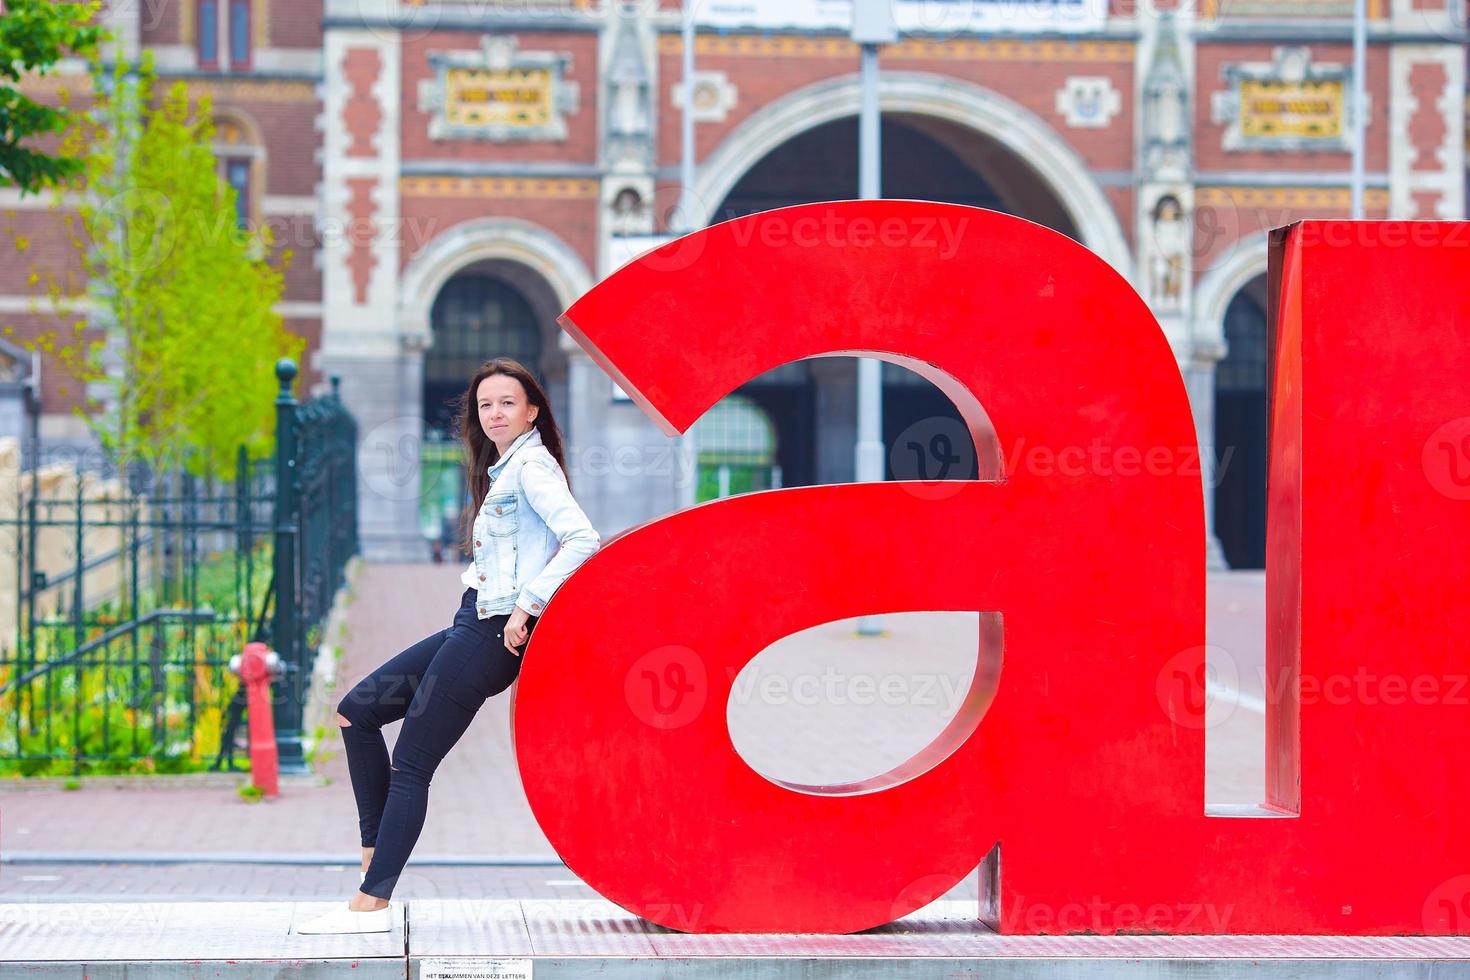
[294,901,392,935]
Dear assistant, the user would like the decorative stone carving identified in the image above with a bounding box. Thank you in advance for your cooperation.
[605,12,654,171]
[1142,16,1189,180]
[1146,193,1188,312]
[1138,15,1194,320]
[672,70,738,124]
[1211,46,1361,152]
[1055,76,1121,129]
[417,35,580,143]
[606,180,655,237]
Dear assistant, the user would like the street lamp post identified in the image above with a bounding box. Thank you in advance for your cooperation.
[1350,0,1366,219]
[678,1,698,234]
[853,0,896,637]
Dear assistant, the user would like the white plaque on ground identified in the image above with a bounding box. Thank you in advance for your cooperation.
[420,958,532,980]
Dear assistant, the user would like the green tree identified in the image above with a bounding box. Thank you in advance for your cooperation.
[0,0,103,194]
[23,51,303,482]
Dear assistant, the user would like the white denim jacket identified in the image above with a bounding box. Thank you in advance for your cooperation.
[459,426,601,619]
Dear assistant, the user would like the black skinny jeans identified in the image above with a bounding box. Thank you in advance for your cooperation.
[335,586,535,900]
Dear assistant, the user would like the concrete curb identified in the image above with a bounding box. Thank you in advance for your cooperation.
[0,851,566,866]
[0,771,325,793]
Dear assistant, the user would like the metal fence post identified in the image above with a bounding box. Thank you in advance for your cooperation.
[272,358,307,773]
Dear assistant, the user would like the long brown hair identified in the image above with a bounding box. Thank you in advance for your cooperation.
[454,358,570,557]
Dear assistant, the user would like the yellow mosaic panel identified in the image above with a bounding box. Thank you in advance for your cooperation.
[1196,186,1391,209]
[400,177,600,199]
[444,67,556,129]
[1239,79,1344,140]
[656,34,1132,62]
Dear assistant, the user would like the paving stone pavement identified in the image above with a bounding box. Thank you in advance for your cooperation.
[0,862,596,902]
[0,562,1268,901]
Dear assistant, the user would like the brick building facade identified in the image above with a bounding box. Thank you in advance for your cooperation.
[4,0,1466,568]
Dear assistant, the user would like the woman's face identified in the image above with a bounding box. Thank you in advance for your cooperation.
[478,374,540,453]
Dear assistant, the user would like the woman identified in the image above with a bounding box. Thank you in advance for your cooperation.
[297,358,601,934]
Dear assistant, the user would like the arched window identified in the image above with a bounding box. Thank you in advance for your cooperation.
[1213,276,1269,569]
[690,395,779,502]
[212,113,264,229]
[426,274,544,433]
[421,272,546,554]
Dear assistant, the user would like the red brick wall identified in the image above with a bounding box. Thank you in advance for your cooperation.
[0,209,86,296]
[269,0,321,48]
[270,229,321,302]
[138,0,183,47]
[0,313,104,415]
[0,312,325,415]
[399,194,599,279]
[286,315,323,394]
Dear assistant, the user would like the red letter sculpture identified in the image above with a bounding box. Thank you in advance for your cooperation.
[512,204,1470,937]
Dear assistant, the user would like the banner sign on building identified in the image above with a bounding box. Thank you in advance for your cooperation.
[694,0,1106,35]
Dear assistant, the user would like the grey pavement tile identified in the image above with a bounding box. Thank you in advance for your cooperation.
[406,898,534,956]
[0,899,404,961]
[518,898,660,956]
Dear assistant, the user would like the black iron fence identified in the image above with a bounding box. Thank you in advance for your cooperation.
[0,359,358,776]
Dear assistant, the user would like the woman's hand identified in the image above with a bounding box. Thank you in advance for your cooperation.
[504,607,531,655]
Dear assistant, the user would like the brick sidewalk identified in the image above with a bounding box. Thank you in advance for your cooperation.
[1,561,558,860]
[1,565,1270,871]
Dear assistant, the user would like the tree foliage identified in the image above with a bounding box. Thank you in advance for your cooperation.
[14,51,303,481]
[0,0,103,194]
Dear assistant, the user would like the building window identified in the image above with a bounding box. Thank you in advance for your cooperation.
[690,395,780,502]
[224,158,251,228]
[197,0,219,69]
[228,0,252,70]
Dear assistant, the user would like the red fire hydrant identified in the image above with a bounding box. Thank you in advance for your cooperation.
[232,642,281,798]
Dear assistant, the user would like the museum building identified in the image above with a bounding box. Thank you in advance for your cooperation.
[2,0,1465,569]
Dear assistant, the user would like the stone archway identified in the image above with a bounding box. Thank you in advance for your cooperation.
[399,217,593,348]
[399,219,595,555]
[1195,234,1271,569]
[689,71,1133,280]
